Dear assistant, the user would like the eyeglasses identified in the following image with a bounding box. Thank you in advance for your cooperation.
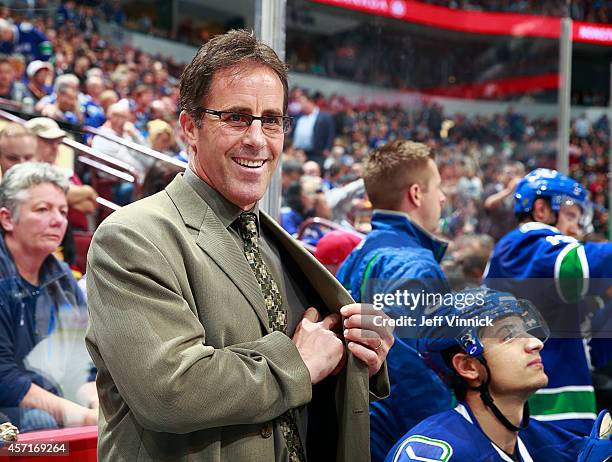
[200,108,292,135]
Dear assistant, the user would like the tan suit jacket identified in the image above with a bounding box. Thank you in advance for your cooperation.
[86,173,389,461]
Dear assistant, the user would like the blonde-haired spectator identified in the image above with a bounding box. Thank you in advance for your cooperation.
[147,119,177,156]
[0,54,28,103]
[99,89,118,114]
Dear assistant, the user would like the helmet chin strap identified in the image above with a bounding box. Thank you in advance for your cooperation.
[471,358,530,432]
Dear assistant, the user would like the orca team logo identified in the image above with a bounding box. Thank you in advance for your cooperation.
[459,332,482,357]
[391,435,453,462]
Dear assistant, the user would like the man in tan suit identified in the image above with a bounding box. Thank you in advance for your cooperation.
[86,30,392,461]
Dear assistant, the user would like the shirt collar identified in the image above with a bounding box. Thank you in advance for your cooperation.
[456,402,527,462]
[184,167,260,231]
[372,209,448,262]
[372,209,413,223]
[303,107,319,119]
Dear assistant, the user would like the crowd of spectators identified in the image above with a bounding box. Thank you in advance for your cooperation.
[0,2,185,433]
[0,2,608,246]
[278,91,611,302]
[7,2,606,242]
[283,88,610,239]
[5,1,602,105]
[423,0,612,24]
[0,1,186,196]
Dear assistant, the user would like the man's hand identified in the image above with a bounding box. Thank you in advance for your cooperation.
[0,421,18,442]
[578,409,612,462]
[292,307,345,384]
[341,303,394,377]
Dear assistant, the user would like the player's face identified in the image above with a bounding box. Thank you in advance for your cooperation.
[556,203,582,238]
[480,316,548,397]
[184,64,284,210]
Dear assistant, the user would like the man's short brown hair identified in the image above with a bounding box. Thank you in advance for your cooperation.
[363,140,434,210]
[179,30,289,128]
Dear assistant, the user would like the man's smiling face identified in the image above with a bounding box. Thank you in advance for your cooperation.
[185,63,284,210]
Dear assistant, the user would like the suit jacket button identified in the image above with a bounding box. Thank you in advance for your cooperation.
[260,423,273,439]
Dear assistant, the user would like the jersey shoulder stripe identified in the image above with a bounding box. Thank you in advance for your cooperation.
[553,243,589,303]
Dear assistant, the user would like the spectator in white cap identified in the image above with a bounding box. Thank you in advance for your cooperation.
[24,117,66,164]
[25,60,53,103]
[25,117,98,217]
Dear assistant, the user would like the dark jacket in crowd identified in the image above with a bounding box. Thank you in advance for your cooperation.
[0,233,86,425]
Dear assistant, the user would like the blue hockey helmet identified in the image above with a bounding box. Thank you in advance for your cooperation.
[417,287,549,387]
[514,168,591,226]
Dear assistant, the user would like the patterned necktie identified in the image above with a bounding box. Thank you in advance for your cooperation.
[237,212,306,462]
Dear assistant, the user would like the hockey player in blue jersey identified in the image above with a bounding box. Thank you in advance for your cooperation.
[0,19,52,63]
[386,288,612,462]
[484,168,612,435]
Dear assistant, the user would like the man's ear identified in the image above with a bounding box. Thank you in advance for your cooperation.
[532,198,552,224]
[179,110,198,149]
[407,183,421,208]
[452,352,482,383]
[0,207,14,232]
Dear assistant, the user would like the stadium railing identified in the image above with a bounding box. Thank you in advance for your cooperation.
[296,217,366,254]
[0,105,132,213]
[297,217,365,240]
[84,125,188,170]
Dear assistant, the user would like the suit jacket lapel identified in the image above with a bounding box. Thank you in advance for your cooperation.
[261,212,373,462]
[260,211,355,312]
[196,210,271,332]
[165,175,271,333]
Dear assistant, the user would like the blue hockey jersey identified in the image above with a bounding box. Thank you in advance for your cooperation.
[385,402,585,462]
[485,222,612,435]
[0,23,52,62]
[337,211,453,462]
